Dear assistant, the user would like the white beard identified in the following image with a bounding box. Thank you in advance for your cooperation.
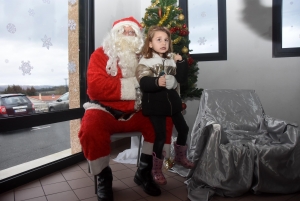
[103,33,144,78]
[115,36,139,78]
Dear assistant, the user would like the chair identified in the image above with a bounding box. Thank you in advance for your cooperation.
[179,89,300,200]
[88,132,142,194]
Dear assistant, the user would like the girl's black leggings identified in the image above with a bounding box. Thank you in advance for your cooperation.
[149,111,189,159]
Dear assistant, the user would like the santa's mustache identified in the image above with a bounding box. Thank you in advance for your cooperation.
[114,35,141,53]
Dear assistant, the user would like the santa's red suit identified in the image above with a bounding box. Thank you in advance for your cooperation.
[78,17,173,199]
[78,45,174,176]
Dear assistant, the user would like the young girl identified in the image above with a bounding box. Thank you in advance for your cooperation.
[136,26,194,185]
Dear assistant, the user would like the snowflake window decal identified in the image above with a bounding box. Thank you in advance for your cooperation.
[28,9,35,16]
[68,61,76,73]
[5,59,9,63]
[198,37,207,45]
[201,12,206,17]
[68,19,76,31]
[7,23,16,34]
[68,0,77,6]
[43,0,50,4]
[41,35,53,50]
[19,61,34,75]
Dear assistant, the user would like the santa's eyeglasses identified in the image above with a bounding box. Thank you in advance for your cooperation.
[123,30,136,36]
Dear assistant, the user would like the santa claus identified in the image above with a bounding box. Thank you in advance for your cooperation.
[78,16,173,201]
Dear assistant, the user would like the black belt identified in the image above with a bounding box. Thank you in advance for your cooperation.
[90,100,133,120]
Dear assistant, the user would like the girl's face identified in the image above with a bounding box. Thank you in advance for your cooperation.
[149,31,169,57]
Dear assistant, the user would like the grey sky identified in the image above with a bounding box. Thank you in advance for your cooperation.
[0,0,69,86]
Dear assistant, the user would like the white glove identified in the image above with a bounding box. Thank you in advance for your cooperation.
[165,75,178,89]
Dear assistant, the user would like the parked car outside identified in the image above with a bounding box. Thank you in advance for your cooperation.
[48,92,69,112]
[0,94,35,118]
[28,97,49,113]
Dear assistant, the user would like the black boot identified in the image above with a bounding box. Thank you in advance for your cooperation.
[97,166,113,201]
[134,153,161,196]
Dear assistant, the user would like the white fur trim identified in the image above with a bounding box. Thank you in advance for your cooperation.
[120,77,138,100]
[87,155,110,175]
[83,102,107,112]
[142,141,153,155]
[83,102,135,121]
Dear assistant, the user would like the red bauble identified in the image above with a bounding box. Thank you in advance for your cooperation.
[182,102,187,110]
[182,24,187,28]
[170,27,177,33]
[179,29,189,36]
[188,57,194,65]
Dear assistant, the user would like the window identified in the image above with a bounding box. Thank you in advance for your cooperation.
[179,0,227,61]
[273,0,300,57]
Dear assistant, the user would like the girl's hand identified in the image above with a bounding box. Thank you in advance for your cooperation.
[158,75,166,87]
[173,53,182,62]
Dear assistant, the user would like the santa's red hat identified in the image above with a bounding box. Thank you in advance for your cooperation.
[112,16,142,33]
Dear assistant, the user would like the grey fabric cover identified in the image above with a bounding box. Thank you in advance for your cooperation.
[172,89,300,201]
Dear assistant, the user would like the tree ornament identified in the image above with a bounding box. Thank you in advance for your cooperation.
[188,56,194,65]
[179,14,185,21]
[164,158,175,170]
[182,46,188,54]
[158,5,172,26]
[172,36,182,44]
[170,27,177,33]
[158,7,162,18]
[182,102,187,110]
[182,24,187,28]
[140,22,145,28]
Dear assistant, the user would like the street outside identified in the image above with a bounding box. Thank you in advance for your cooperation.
[0,121,70,171]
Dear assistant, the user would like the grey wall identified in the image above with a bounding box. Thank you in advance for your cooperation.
[94,0,300,134]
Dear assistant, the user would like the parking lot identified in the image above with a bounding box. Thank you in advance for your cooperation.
[27,97,49,113]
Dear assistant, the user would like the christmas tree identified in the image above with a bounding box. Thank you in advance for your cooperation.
[141,0,202,100]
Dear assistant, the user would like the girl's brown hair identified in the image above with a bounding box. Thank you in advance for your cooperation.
[140,25,173,59]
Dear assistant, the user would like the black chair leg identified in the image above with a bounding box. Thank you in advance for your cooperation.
[94,175,97,194]
[137,135,142,167]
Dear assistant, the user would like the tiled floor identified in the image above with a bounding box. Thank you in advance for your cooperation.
[1,141,300,201]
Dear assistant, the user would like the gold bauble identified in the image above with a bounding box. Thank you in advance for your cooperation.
[164,158,175,170]
[140,22,145,28]
[179,14,185,21]
[182,46,189,54]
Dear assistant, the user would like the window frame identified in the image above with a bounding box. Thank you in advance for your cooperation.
[179,0,227,61]
[272,0,300,57]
